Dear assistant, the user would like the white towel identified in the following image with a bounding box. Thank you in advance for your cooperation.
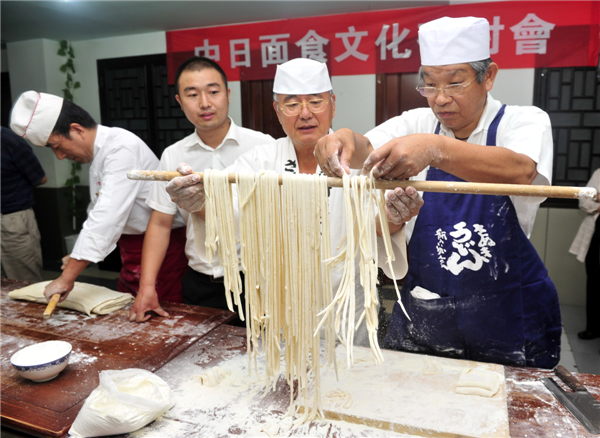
[410,286,441,300]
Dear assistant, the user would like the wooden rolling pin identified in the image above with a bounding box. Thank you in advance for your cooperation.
[127,170,598,200]
[43,294,60,320]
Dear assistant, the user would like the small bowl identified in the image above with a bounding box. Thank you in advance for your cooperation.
[10,340,72,382]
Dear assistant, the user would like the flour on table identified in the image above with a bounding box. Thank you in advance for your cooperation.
[69,350,98,366]
[194,366,231,387]
[129,348,419,438]
[422,357,444,375]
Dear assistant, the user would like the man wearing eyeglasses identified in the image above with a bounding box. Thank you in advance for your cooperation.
[314,17,561,368]
[166,58,421,346]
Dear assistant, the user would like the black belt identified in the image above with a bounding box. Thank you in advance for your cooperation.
[197,271,224,283]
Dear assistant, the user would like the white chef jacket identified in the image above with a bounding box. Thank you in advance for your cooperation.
[193,136,408,286]
[366,93,553,239]
[570,168,600,262]
[145,118,273,275]
[71,125,158,263]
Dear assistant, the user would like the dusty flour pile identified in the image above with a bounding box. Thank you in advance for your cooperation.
[129,347,418,437]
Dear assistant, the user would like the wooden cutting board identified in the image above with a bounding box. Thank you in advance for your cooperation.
[305,345,510,438]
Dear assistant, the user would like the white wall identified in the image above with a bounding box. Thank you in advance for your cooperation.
[492,68,535,106]
[332,74,376,134]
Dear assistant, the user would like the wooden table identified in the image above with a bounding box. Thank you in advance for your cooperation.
[118,324,600,438]
[0,278,235,438]
[3,278,600,437]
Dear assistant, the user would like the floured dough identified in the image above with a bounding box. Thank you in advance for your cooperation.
[456,367,502,397]
[8,281,134,316]
[325,389,353,409]
[194,367,231,387]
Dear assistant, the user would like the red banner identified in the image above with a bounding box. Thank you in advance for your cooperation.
[166,1,599,83]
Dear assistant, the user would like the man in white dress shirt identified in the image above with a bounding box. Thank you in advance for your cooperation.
[129,57,273,323]
[10,92,188,303]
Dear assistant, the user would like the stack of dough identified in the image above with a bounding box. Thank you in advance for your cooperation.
[8,281,134,316]
[200,169,404,423]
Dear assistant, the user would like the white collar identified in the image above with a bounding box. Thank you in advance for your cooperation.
[185,117,240,150]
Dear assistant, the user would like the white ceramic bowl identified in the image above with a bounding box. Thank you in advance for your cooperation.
[10,340,72,382]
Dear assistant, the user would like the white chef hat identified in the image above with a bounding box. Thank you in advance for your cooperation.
[10,91,64,147]
[419,17,490,66]
[273,58,332,95]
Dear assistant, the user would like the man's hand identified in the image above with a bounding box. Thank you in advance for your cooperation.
[363,134,440,180]
[166,162,205,213]
[43,276,75,303]
[385,186,424,225]
[129,286,168,322]
[314,128,356,177]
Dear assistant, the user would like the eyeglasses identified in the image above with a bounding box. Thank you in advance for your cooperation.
[416,77,477,98]
[278,97,330,116]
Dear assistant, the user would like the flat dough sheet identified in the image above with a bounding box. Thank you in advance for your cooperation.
[8,281,133,316]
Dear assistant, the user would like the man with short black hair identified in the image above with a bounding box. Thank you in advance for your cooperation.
[129,56,273,323]
[10,92,188,303]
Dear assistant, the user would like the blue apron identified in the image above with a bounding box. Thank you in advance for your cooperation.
[383,105,561,368]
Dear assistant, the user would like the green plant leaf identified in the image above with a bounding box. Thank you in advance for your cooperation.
[57,49,66,56]
[74,82,81,89]
[59,40,68,49]
[60,65,67,73]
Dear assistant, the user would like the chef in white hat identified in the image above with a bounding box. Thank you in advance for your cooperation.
[165,58,420,346]
[9,92,188,304]
[314,16,561,368]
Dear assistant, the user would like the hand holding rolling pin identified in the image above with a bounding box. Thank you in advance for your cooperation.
[166,162,205,213]
[43,276,75,303]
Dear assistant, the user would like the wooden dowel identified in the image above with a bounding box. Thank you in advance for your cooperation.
[43,294,60,320]
[127,170,598,201]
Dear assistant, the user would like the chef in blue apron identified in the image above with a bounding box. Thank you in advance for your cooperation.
[315,16,561,368]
